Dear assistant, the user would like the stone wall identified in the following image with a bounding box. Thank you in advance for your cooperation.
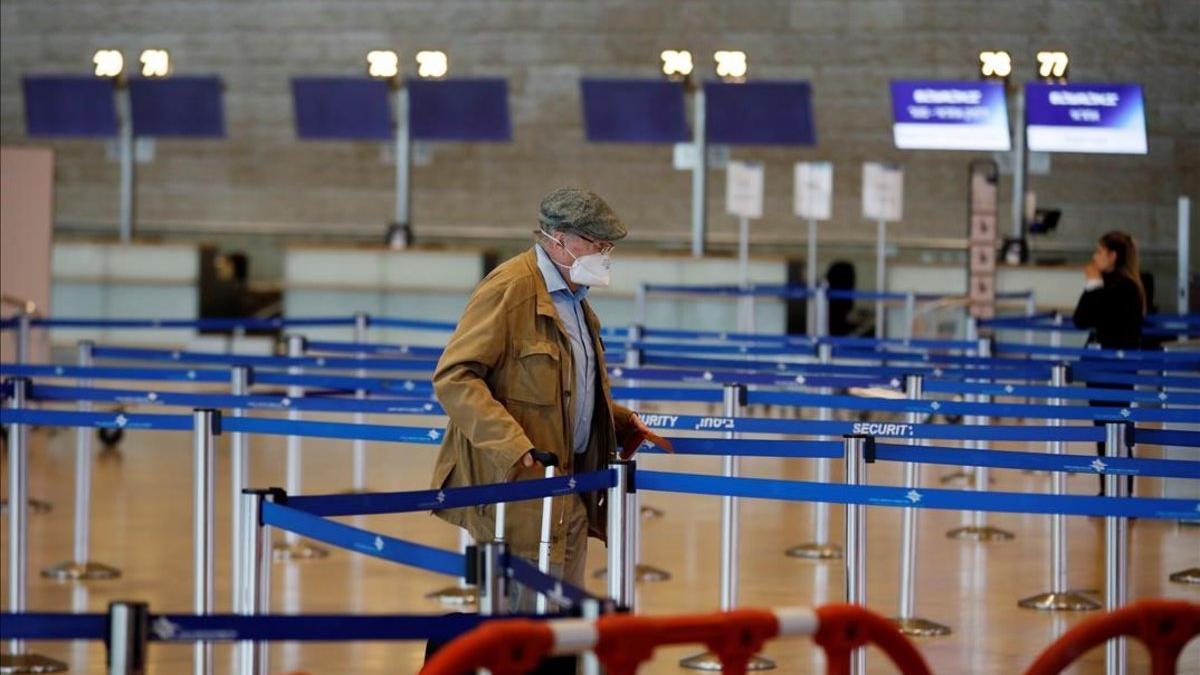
[2,0,1196,258]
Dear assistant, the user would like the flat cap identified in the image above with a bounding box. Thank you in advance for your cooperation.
[537,188,627,242]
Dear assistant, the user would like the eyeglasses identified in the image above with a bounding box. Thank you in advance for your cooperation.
[573,233,615,256]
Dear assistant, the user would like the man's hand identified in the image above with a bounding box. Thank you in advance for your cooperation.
[620,413,674,459]
[629,412,651,438]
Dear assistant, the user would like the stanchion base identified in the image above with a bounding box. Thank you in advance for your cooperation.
[945,525,1015,541]
[634,564,671,582]
[272,541,330,562]
[338,487,371,495]
[784,542,843,560]
[590,564,672,583]
[40,560,121,581]
[1017,591,1102,611]
[0,498,52,515]
[679,651,775,671]
[891,617,952,637]
[0,653,69,673]
[640,505,664,520]
[1169,567,1200,584]
[424,585,478,606]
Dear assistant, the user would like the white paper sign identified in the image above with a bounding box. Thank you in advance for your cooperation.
[726,160,764,219]
[862,162,904,222]
[794,161,833,221]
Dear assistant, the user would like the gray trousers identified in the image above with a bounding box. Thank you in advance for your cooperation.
[508,495,589,613]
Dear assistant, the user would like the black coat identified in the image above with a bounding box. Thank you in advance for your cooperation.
[1072,272,1144,350]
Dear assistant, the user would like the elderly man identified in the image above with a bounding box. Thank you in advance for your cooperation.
[430,188,649,610]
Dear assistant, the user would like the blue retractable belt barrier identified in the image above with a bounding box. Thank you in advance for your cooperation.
[747,390,1197,424]
[994,341,1200,363]
[305,340,446,358]
[629,341,816,357]
[0,408,193,431]
[92,345,439,373]
[368,317,458,331]
[0,611,582,643]
[505,556,598,606]
[609,366,899,390]
[650,437,842,459]
[27,316,358,330]
[261,501,464,576]
[873,443,1200,478]
[29,384,445,416]
[1071,369,1200,390]
[821,336,977,352]
[641,327,815,345]
[253,371,435,396]
[642,353,1051,382]
[921,380,1200,406]
[223,417,445,443]
[635,412,1111,442]
[0,613,109,640]
[638,471,1200,520]
[286,470,615,517]
[2,363,231,383]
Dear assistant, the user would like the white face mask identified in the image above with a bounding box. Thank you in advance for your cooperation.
[541,232,612,288]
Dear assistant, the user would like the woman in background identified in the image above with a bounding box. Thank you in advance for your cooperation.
[1073,230,1146,496]
[1073,231,1146,350]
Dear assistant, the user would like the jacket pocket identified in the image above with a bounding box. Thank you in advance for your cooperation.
[507,339,559,405]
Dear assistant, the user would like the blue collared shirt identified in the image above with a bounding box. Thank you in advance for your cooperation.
[534,243,596,454]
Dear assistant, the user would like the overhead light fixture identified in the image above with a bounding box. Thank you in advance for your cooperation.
[415,50,448,79]
[978,50,1012,79]
[714,50,747,83]
[367,50,399,79]
[93,49,125,78]
[139,49,171,77]
[1036,51,1069,81]
[660,49,694,81]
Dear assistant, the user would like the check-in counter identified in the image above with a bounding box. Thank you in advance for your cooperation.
[51,241,199,346]
[281,246,793,344]
[282,246,484,345]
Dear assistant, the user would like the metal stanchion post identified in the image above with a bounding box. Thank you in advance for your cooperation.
[892,375,951,637]
[816,283,829,338]
[15,310,31,365]
[1104,422,1130,675]
[227,366,252,612]
[903,291,916,342]
[475,542,508,617]
[349,312,369,493]
[633,284,648,326]
[43,341,120,581]
[682,384,773,670]
[192,410,218,675]
[3,310,52,517]
[1019,364,1100,611]
[788,343,842,560]
[106,601,149,675]
[948,338,1013,541]
[606,461,635,609]
[941,319,977,485]
[1,379,68,673]
[237,489,276,675]
[535,456,559,615]
[844,434,869,675]
[274,335,327,561]
[1023,293,1037,349]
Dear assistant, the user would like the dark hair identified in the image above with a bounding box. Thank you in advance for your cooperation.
[1098,231,1146,316]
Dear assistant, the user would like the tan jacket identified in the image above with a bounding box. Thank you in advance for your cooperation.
[430,248,636,561]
